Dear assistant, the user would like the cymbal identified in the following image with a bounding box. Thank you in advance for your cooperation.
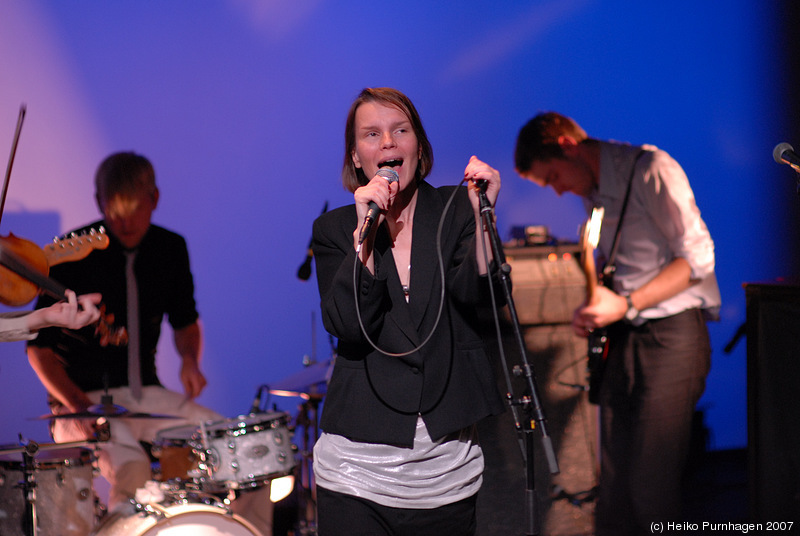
[34,403,179,421]
[0,438,102,457]
[270,359,333,399]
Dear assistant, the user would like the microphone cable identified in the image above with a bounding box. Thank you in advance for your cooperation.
[352,178,487,358]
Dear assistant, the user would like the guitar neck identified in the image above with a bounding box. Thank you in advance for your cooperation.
[582,247,599,304]
[43,228,109,267]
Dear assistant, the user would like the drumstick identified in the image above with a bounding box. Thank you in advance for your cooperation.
[198,419,212,478]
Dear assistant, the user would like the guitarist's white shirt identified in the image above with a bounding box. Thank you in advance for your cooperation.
[585,141,721,323]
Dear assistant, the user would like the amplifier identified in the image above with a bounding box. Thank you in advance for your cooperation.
[504,243,586,325]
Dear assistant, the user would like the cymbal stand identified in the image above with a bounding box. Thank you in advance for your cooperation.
[18,435,39,536]
[294,394,321,535]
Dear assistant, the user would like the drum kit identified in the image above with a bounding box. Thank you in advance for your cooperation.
[0,359,333,536]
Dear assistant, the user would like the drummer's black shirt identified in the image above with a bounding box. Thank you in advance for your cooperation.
[28,221,198,405]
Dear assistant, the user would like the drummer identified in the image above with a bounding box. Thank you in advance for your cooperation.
[26,152,273,535]
[0,290,101,342]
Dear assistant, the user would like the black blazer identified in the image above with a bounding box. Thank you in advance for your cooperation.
[312,181,504,447]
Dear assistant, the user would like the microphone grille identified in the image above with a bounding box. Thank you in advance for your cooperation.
[773,142,794,164]
[376,168,399,183]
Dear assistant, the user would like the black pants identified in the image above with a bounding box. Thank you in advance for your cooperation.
[596,308,711,536]
[316,486,477,536]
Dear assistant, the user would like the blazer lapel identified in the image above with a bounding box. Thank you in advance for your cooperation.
[408,183,443,331]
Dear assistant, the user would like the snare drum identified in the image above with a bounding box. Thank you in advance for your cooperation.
[155,412,296,491]
[199,412,296,489]
[91,493,262,536]
[152,424,202,483]
[0,446,97,536]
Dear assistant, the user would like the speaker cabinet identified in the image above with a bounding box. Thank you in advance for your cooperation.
[746,281,800,522]
[503,244,585,325]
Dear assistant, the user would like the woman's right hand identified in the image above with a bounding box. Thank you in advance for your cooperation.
[354,174,396,223]
[353,174,398,249]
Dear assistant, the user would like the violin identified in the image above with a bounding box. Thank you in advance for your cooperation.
[0,229,109,307]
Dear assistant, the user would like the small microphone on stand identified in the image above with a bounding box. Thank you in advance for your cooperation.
[773,142,800,173]
[249,385,267,415]
[297,201,328,281]
[297,244,314,281]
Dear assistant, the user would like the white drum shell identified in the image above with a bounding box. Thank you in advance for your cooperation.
[204,413,295,488]
[0,447,96,536]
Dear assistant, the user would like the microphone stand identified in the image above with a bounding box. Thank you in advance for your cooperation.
[477,185,559,536]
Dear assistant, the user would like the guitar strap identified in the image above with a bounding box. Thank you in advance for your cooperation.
[600,148,647,286]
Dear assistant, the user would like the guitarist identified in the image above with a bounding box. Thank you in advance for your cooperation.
[514,113,720,536]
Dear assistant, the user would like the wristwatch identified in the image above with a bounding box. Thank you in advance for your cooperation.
[624,294,639,322]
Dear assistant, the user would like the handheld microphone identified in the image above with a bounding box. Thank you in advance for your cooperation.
[357,168,400,244]
[773,142,800,172]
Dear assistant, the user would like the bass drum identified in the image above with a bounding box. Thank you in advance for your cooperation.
[0,446,97,536]
[92,501,262,536]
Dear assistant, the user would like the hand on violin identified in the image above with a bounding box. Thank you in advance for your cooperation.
[464,155,501,214]
[28,290,102,332]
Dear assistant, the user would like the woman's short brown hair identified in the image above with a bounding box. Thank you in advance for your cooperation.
[341,87,434,193]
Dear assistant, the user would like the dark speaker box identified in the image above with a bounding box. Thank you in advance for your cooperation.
[745,281,800,522]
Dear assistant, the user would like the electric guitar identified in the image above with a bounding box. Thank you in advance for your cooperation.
[579,207,607,404]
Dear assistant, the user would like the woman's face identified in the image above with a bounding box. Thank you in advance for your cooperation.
[351,101,420,193]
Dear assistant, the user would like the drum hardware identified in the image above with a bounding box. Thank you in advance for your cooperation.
[269,357,335,536]
[19,437,38,536]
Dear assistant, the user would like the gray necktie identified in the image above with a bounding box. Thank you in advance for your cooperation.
[125,251,142,400]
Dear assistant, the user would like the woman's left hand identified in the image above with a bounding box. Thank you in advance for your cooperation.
[464,155,501,213]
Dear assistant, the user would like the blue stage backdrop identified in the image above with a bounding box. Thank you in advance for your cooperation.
[0,0,796,453]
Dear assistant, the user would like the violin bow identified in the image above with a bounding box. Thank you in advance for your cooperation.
[1,104,26,229]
